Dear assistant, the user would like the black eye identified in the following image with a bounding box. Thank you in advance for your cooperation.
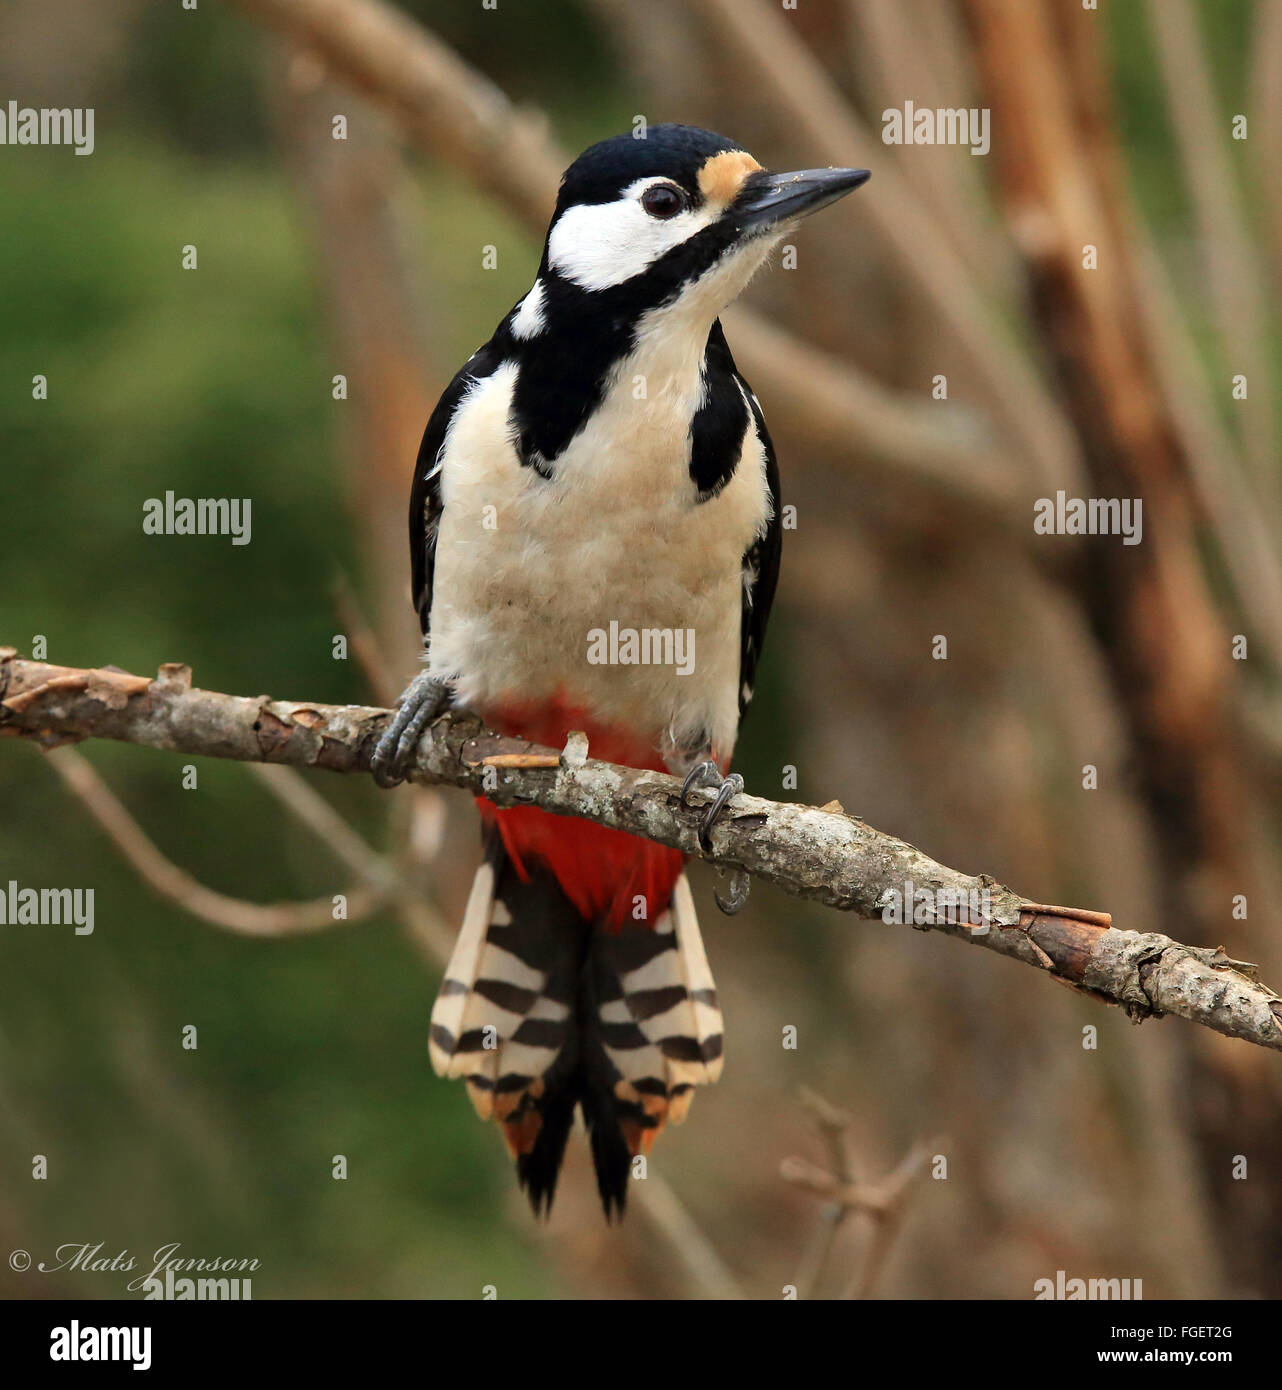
[641,184,685,219]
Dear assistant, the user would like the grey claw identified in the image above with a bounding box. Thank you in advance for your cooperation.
[713,865,751,915]
[680,760,721,809]
[680,762,744,852]
[371,672,451,788]
[699,773,743,851]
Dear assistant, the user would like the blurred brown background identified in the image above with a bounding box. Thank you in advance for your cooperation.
[1,0,1279,1299]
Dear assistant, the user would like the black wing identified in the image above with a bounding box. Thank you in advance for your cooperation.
[736,382,783,719]
[409,341,504,640]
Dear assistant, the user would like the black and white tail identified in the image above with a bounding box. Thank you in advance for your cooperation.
[428,830,723,1217]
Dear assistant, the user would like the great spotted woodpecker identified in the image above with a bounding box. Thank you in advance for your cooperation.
[372,124,868,1216]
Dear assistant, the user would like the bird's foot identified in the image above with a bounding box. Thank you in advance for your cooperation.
[679,760,745,854]
[680,761,751,915]
[370,671,453,788]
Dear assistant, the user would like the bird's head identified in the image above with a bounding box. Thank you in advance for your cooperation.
[532,124,869,328]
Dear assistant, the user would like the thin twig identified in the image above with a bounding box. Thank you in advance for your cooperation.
[630,1169,746,1300]
[842,0,1016,309]
[41,746,383,936]
[247,760,455,960]
[789,1089,859,1299]
[1145,0,1277,499]
[840,1138,940,1299]
[1248,0,1282,299]
[782,1090,943,1298]
[330,573,401,709]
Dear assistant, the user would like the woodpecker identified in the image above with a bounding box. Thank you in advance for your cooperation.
[372,124,868,1217]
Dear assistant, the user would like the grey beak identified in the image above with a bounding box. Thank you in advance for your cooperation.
[732,166,870,232]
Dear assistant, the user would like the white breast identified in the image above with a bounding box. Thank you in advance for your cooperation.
[425,320,771,762]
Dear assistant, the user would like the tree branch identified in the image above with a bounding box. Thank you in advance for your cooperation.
[44,745,385,936]
[4,649,1281,1054]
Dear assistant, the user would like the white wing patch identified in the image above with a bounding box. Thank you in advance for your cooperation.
[510,280,547,340]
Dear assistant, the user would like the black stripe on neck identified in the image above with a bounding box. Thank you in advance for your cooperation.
[504,220,745,473]
[504,279,633,472]
[688,320,750,500]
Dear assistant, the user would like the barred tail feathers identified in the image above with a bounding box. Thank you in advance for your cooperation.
[427,831,723,1216]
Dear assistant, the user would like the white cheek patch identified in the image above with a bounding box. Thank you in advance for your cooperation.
[547,177,719,291]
